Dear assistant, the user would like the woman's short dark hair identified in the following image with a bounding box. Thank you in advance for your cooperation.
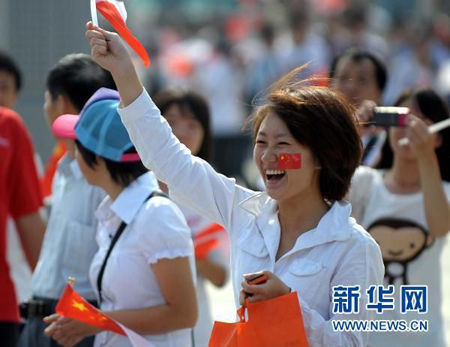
[377,88,450,181]
[249,66,362,202]
[153,88,212,161]
[75,140,148,187]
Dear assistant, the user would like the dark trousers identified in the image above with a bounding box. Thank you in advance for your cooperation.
[18,316,95,347]
[0,322,20,347]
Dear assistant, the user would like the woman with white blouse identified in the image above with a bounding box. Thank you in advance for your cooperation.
[85,23,384,346]
[44,88,197,347]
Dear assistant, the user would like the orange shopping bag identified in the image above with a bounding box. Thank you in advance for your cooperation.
[208,291,309,347]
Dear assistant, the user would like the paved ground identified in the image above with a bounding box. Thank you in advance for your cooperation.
[207,235,450,345]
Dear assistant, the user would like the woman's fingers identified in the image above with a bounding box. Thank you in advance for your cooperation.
[241,279,264,295]
[86,29,105,40]
[239,289,246,306]
[43,321,58,337]
[43,313,59,324]
[357,100,377,123]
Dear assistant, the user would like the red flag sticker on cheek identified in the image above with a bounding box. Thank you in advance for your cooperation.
[278,153,302,170]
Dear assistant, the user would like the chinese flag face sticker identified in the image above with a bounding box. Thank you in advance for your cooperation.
[278,153,302,170]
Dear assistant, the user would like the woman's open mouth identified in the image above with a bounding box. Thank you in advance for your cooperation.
[265,169,286,183]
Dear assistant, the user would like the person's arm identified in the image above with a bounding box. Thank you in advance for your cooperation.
[15,211,45,269]
[85,22,255,231]
[407,116,450,238]
[8,110,45,269]
[44,257,197,346]
[107,257,197,333]
[196,257,227,287]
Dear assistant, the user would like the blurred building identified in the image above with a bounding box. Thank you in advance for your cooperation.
[0,0,90,162]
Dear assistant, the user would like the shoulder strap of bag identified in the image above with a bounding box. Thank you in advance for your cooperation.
[96,190,168,303]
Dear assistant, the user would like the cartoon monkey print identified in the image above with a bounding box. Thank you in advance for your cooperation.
[367,218,434,285]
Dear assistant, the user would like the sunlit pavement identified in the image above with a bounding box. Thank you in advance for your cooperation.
[207,235,450,345]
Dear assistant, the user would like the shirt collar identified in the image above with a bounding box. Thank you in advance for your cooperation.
[96,171,159,224]
[238,192,273,216]
[57,153,75,177]
[295,201,354,250]
[239,193,354,258]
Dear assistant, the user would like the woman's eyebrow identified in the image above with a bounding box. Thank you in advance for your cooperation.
[257,131,290,138]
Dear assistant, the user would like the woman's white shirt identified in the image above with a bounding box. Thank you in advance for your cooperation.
[118,89,384,347]
[89,172,195,347]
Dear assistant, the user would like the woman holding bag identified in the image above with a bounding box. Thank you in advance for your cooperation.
[85,22,384,346]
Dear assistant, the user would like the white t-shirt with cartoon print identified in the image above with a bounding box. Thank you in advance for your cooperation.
[349,166,450,347]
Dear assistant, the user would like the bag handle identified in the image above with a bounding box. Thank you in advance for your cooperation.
[96,190,168,303]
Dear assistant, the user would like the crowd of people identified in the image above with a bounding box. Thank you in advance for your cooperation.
[0,0,449,346]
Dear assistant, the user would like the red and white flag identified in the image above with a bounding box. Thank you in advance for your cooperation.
[91,0,150,67]
[56,282,154,347]
[193,223,225,260]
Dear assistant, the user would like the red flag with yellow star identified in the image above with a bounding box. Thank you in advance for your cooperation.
[56,282,124,335]
[278,153,302,170]
[56,283,154,346]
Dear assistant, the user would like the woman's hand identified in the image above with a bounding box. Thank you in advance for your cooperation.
[85,21,132,76]
[405,115,439,157]
[43,314,100,347]
[85,21,143,107]
[355,100,378,136]
[239,271,290,306]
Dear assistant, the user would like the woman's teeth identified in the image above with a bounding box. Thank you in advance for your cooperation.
[265,169,285,175]
[265,169,286,181]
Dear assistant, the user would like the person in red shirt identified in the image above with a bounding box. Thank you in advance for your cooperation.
[0,106,45,346]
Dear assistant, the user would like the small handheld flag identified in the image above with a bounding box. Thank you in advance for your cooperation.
[278,153,302,170]
[194,223,225,260]
[91,0,151,67]
[56,282,154,346]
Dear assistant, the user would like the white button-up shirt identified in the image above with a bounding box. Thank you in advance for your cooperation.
[32,154,105,300]
[118,89,384,346]
[89,172,195,347]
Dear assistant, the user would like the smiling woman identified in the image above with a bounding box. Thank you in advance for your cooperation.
[85,22,384,346]
[250,70,362,204]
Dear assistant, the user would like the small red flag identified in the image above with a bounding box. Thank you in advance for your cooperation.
[96,0,151,67]
[277,153,302,170]
[194,223,225,260]
[56,283,154,346]
[56,282,124,335]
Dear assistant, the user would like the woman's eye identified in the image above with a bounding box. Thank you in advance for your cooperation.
[279,142,290,146]
[255,140,266,145]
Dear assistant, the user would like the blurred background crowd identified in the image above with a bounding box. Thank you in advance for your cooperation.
[2,0,450,186]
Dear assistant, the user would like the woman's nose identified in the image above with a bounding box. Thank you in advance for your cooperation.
[261,148,278,164]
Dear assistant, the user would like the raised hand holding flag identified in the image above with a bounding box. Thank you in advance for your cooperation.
[90,0,150,67]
